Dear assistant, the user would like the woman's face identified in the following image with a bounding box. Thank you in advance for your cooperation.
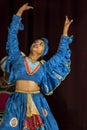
[30,39,45,56]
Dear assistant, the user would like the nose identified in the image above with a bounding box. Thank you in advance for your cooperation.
[34,43,40,46]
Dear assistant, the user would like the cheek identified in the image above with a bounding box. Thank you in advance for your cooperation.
[30,44,35,50]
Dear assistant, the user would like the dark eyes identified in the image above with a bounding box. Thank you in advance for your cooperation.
[40,43,44,46]
[34,41,44,46]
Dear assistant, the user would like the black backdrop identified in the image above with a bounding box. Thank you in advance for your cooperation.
[0,0,87,129]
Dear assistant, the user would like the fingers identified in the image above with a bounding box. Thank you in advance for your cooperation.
[65,16,73,24]
[25,3,34,10]
[27,6,34,10]
[16,3,34,16]
[21,3,34,11]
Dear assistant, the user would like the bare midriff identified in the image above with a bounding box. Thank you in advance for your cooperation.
[15,80,40,93]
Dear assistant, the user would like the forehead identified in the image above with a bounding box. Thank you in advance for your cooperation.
[34,39,45,44]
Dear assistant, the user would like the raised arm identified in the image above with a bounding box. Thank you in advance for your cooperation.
[6,3,34,60]
[6,3,34,75]
[41,16,73,95]
[57,16,73,57]
[46,16,73,68]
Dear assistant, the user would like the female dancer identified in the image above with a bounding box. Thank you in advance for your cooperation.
[0,3,73,130]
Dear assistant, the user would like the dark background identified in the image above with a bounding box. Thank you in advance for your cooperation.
[0,0,87,129]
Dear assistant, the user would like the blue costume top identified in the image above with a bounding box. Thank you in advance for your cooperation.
[6,15,73,95]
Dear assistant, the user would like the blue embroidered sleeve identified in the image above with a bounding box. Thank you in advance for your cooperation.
[6,15,24,73]
[46,35,72,70]
[41,35,73,95]
[6,15,24,60]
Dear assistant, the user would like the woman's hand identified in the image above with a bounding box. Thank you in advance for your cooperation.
[63,16,73,37]
[16,3,34,16]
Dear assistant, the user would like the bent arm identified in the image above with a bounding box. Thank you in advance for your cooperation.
[46,16,73,71]
[41,17,73,95]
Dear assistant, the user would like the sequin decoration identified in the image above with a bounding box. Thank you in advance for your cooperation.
[9,117,18,127]
[42,107,48,117]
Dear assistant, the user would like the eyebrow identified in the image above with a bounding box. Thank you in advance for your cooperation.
[34,40,45,44]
